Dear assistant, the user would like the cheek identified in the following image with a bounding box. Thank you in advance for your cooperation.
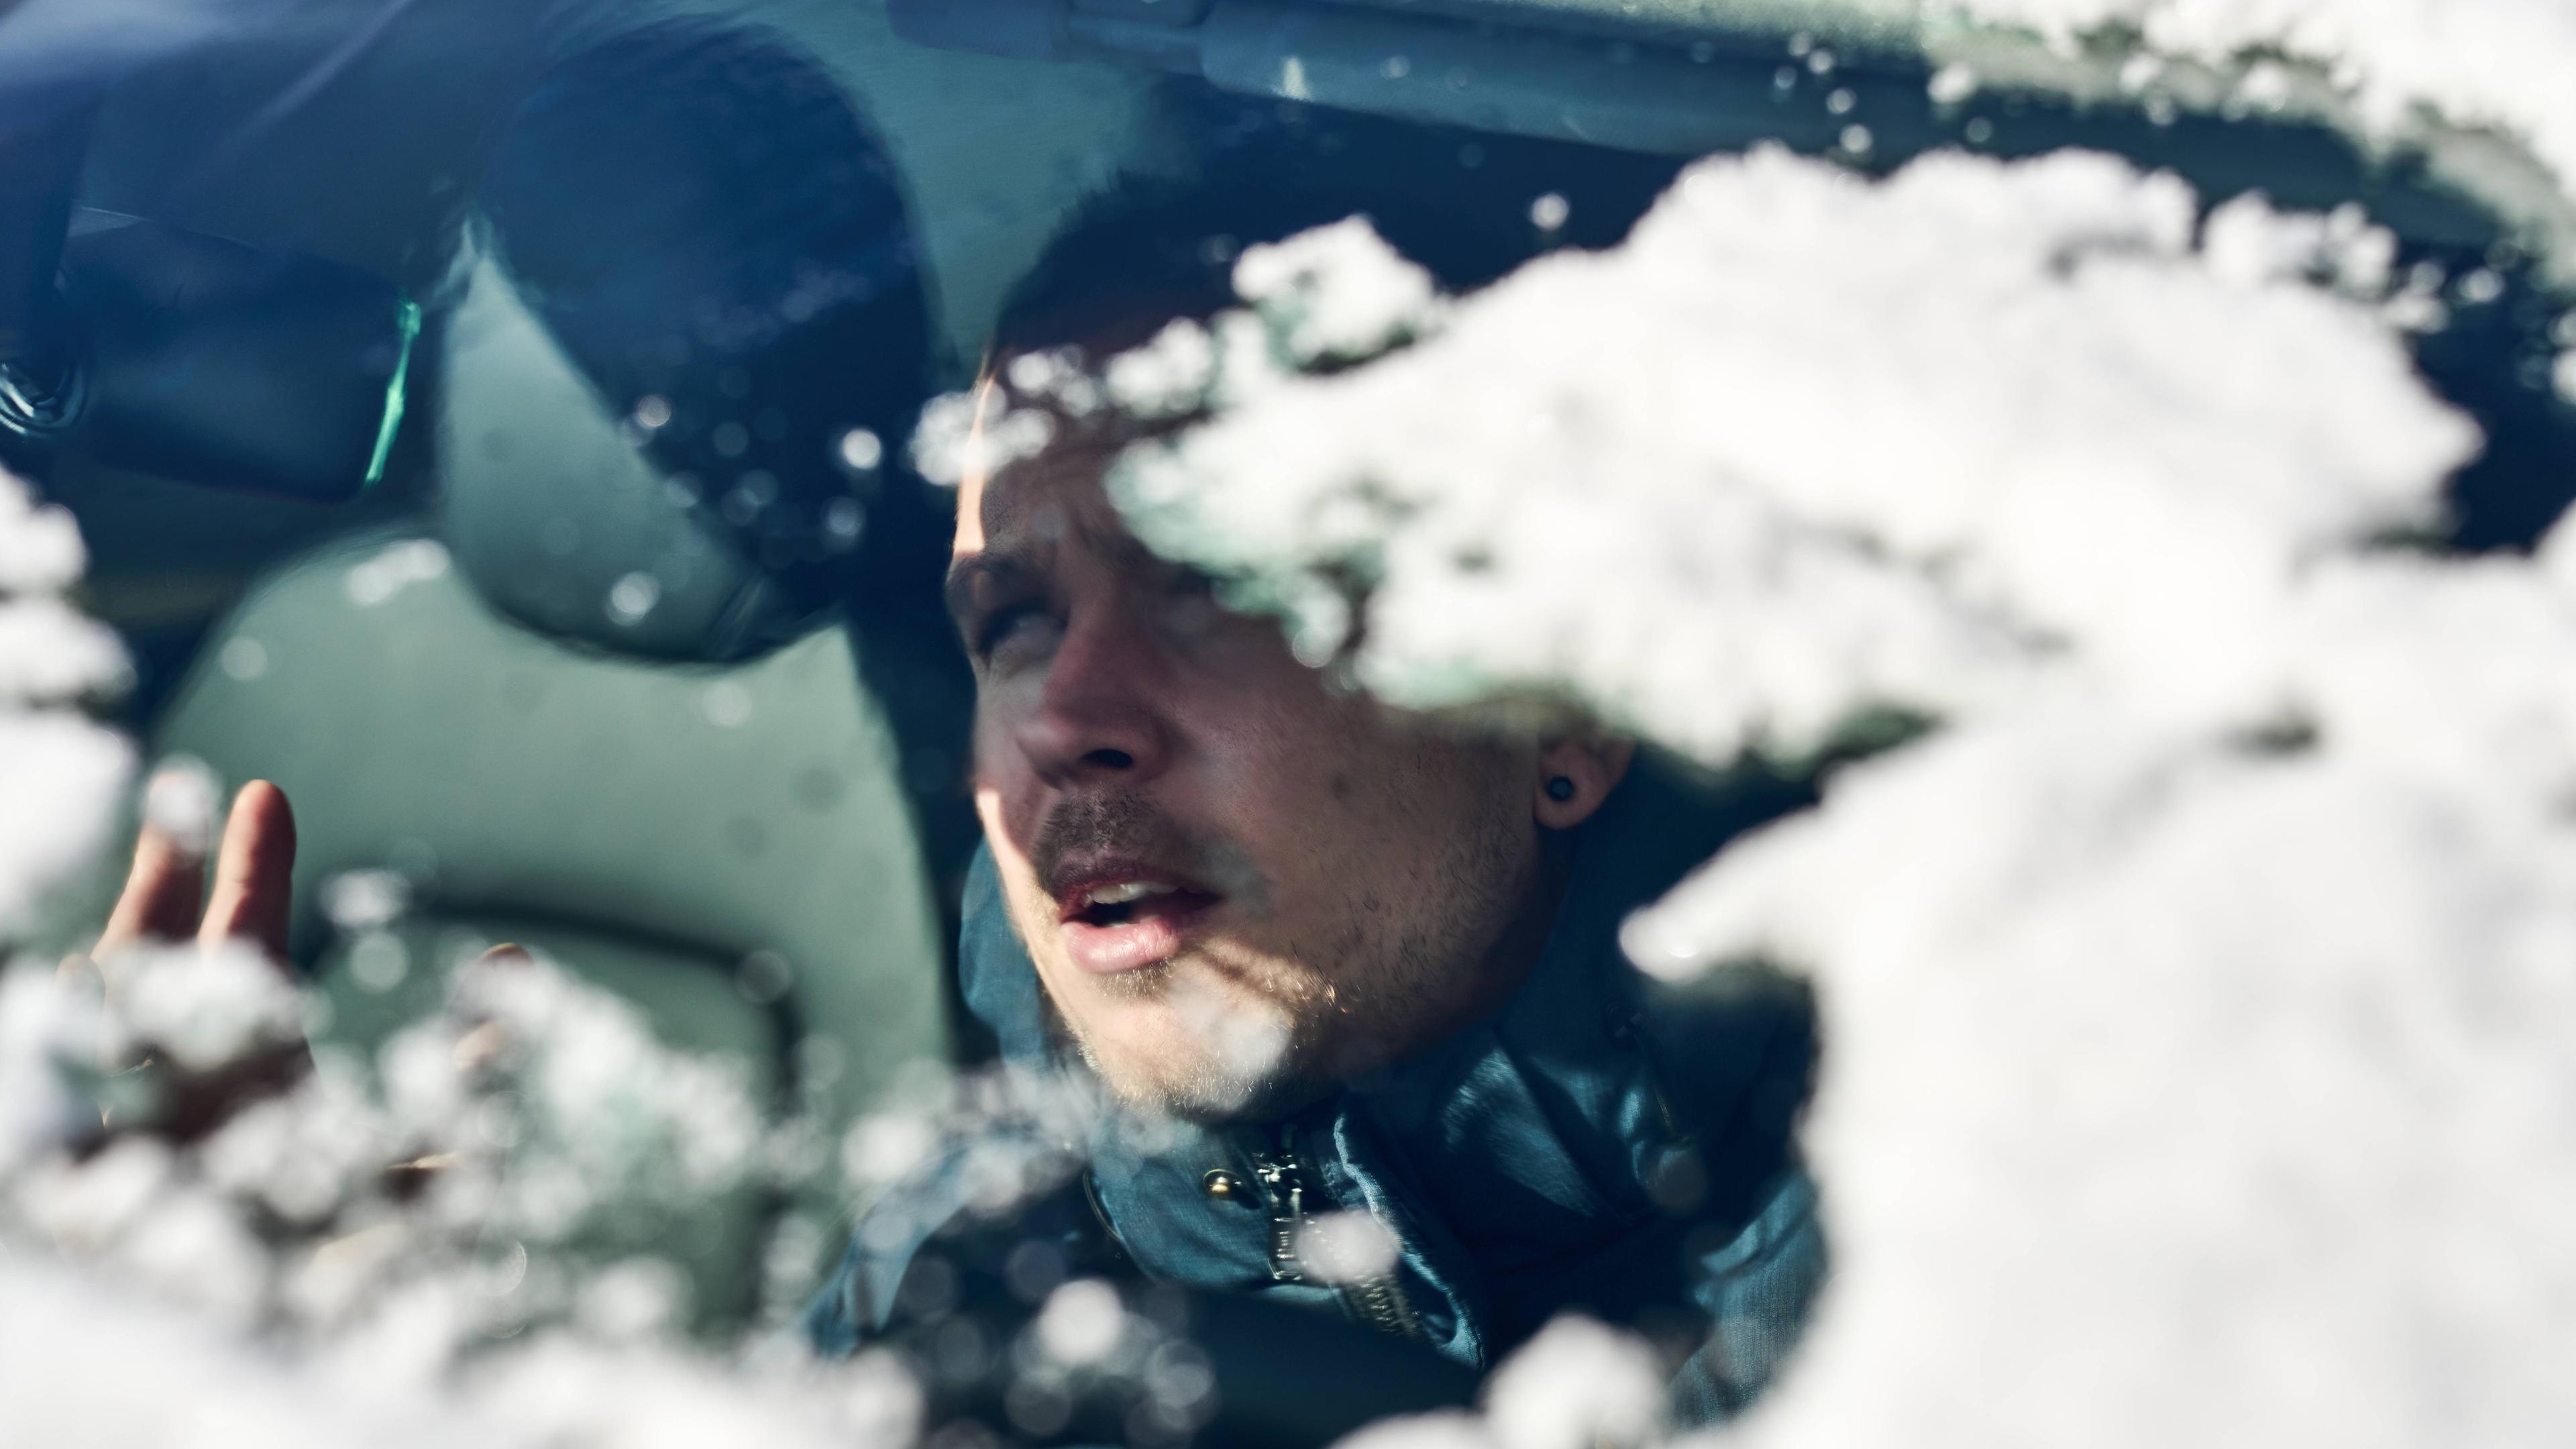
[1307,731,1524,879]
[1183,637,1352,761]
[1179,690,1348,846]
[976,786,1070,973]
[969,688,1042,805]
[1193,696,1434,888]
[969,707,1012,791]
[972,757,1055,946]
[973,787,1028,902]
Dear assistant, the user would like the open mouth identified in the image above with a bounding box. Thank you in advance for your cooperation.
[1070,879,1219,928]
[1055,876,1223,975]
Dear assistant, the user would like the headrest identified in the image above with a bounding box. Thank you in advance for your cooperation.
[437,252,799,659]
[441,21,948,661]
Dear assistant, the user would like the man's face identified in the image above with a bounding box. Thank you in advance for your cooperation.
[947,399,1549,1120]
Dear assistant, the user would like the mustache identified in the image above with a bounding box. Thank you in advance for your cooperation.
[1029,792,1263,904]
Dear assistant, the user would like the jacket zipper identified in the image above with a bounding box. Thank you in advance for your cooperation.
[1250,1127,1424,1340]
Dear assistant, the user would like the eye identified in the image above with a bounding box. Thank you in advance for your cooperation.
[974,600,1050,659]
[1148,564,1224,620]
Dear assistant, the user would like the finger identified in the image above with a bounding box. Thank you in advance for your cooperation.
[96,814,208,955]
[199,780,299,962]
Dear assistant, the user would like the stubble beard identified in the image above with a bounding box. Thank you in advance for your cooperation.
[1028,800,1537,1124]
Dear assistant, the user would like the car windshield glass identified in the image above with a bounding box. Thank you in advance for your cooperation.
[2,4,2574,1448]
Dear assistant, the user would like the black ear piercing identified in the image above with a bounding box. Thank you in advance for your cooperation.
[1545,775,1577,802]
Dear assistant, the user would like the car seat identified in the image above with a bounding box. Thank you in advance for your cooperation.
[152,523,952,1324]
[43,3,1195,1326]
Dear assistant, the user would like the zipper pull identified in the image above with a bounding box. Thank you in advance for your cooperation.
[1247,1130,1425,1340]
[1250,1132,1310,1283]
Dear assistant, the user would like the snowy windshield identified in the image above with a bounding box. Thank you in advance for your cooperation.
[1,3,2573,1448]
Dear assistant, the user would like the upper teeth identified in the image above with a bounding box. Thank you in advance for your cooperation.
[1085,881,1175,906]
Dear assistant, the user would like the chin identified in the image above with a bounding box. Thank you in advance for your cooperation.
[1092,1056,1324,1125]
[1071,971,1318,1123]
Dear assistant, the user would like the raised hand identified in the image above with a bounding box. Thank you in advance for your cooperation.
[73,774,304,1140]
[96,775,299,965]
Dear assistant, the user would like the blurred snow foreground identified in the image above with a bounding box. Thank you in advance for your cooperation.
[1,937,928,1446]
[1048,144,2569,1447]
[5,138,2575,1448]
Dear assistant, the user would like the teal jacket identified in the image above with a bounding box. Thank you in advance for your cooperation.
[807,762,1825,1430]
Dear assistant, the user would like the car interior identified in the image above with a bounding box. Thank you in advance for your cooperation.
[7,0,2571,1334]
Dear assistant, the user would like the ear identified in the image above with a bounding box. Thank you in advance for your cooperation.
[1533,733,1635,830]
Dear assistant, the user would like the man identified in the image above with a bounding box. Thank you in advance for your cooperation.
[90,145,1824,1442]
[802,175,1827,1437]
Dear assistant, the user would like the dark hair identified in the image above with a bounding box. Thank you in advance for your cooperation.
[991,97,1688,364]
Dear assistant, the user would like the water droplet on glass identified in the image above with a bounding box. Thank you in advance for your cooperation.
[1035,1279,1126,1364]
[1928,64,1976,105]
[219,637,270,682]
[824,498,866,549]
[348,930,409,993]
[700,682,754,728]
[736,949,794,1004]
[838,427,883,472]
[143,756,223,852]
[605,572,661,627]
[323,869,412,931]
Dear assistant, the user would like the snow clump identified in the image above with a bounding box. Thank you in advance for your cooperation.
[1329,1318,1670,1449]
[1,941,925,1446]
[1056,146,2576,1446]
[1118,146,2477,756]
[0,469,129,938]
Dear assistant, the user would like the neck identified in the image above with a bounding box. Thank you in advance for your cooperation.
[1462,830,1576,1026]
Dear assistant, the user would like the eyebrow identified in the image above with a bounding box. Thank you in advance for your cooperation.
[942,507,1190,633]
[942,551,1037,631]
[1077,513,1165,578]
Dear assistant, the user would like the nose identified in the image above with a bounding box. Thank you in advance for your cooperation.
[1010,596,1174,788]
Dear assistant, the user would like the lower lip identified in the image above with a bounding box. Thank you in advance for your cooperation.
[1059,900,1217,975]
